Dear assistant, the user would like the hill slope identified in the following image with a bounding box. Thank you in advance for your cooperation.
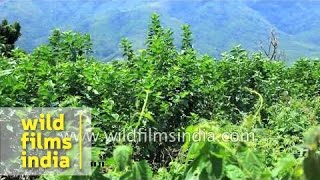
[1,0,320,61]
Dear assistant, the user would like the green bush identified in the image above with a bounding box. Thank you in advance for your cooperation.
[1,14,320,180]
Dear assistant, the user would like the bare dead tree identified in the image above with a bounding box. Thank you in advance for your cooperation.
[260,29,283,61]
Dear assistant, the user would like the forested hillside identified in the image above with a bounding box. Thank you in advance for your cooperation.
[1,13,320,179]
[1,0,320,62]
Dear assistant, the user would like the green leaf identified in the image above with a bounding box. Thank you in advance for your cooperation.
[131,160,153,180]
[225,165,246,180]
[0,69,13,77]
[113,145,133,171]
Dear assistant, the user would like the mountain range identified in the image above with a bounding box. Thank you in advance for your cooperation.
[1,0,320,62]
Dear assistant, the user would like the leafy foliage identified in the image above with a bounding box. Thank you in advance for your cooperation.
[0,19,21,57]
[1,13,320,180]
[2,0,320,61]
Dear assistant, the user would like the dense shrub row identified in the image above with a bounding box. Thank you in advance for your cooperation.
[1,14,320,179]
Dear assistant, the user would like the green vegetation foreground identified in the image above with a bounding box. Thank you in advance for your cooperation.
[1,14,320,180]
